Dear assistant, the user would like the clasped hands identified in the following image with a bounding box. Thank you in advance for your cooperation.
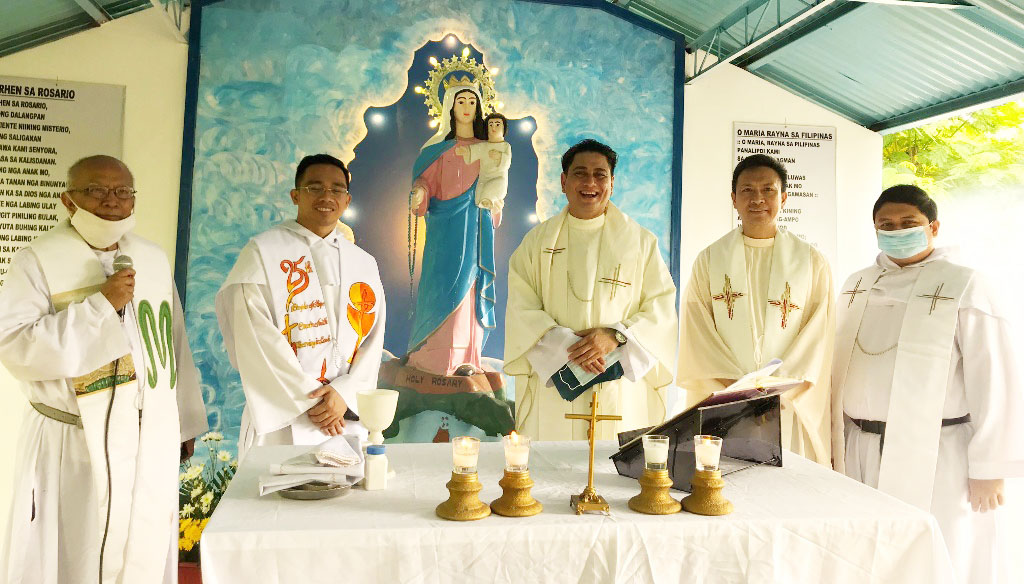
[307,385,348,436]
[567,327,619,375]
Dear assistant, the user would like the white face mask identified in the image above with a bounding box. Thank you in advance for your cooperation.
[69,202,135,249]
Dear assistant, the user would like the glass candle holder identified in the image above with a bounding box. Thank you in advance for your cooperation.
[694,435,723,472]
[642,435,670,471]
[452,436,480,474]
[502,432,531,472]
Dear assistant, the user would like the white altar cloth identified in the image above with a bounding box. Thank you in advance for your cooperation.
[200,441,953,584]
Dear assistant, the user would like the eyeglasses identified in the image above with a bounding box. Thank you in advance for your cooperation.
[300,185,349,197]
[68,185,137,200]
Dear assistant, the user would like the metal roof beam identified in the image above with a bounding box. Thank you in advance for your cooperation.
[737,2,867,70]
[954,5,1024,47]
[71,0,113,25]
[687,0,843,80]
[869,77,1024,132]
[964,0,1024,32]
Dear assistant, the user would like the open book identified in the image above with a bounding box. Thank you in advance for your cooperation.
[695,358,804,408]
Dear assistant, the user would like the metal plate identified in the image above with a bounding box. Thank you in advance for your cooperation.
[277,481,351,501]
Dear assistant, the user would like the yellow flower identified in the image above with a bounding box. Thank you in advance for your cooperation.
[184,464,204,481]
[180,504,194,518]
[190,485,203,500]
[200,491,214,514]
[217,450,232,462]
[179,518,197,551]
[201,432,223,442]
[183,518,205,549]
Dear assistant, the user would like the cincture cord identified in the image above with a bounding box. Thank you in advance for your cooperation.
[97,358,118,584]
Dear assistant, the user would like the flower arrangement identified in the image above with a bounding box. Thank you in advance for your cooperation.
[179,432,237,562]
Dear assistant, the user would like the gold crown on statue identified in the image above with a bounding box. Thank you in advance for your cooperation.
[415,46,501,128]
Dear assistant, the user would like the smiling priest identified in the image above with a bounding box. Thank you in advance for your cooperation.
[678,154,835,466]
[504,140,678,440]
[217,154,386,460]
[834,185,1024,583]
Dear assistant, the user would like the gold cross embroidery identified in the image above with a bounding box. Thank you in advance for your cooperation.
[712,274,744,320]
[842,277,868,308]
[598,264,631,300]
[768,282,802,329]
[918,283,954,315]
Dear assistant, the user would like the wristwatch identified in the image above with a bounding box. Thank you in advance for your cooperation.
[612,329,627,346]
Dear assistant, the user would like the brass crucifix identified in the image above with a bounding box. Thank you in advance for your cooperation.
[565,391,622,515]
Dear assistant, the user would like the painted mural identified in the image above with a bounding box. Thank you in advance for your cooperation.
[181,0,679,454]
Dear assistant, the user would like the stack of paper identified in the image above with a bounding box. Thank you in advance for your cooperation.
[258,435,365,496]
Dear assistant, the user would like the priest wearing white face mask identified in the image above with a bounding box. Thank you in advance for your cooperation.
[833,184,1024,584]
[0,155,208,583]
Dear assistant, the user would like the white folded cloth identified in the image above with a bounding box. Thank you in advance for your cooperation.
[259,435,365,497]
[314,435,362,467]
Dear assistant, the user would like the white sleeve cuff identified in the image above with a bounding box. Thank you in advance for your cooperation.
[525,326,577,387]
[609,322,655,382]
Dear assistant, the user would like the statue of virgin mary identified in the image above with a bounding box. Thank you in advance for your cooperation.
[406,79,498,376]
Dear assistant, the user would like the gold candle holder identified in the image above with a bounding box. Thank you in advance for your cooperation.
[681,469,734,516]
[490,470,543,517]
[436,471,491,521]
[628,468,681,515]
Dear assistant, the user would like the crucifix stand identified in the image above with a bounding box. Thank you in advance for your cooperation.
[565,391,622,515]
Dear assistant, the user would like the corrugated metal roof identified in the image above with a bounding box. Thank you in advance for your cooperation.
[621,0,1024,130]
[1,0,1020,130]
[0,0,154,58]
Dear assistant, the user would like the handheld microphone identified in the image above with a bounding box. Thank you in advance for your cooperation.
[112,254,133,319]
[112,254,133,273]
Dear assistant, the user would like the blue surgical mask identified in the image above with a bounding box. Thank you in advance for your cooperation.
[876,225,930,259]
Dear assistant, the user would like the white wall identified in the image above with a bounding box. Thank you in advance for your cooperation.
[680,55,883,282]
[0,8,188,551]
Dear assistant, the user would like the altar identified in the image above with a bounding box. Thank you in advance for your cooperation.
[200,441,953,583]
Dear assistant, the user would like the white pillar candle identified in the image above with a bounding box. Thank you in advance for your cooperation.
[694,435,723,472]
[642,435,670,470]
[502,432,531,472]
[452,436,480,473]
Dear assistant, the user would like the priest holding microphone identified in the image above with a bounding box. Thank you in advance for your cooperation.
[0,155,208,584]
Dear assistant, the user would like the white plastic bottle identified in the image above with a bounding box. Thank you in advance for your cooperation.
[364,444,388,491]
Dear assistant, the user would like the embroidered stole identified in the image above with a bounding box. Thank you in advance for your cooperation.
[253,226,381,442]
[708,227,811,371]
[30,220,179,582]
[834,261,972,509]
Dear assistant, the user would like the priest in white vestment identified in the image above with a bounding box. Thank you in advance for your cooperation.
[0,155,208,584]
[217,154,385,460]
[834,185,1024,584]
[505,140,677,440]
[678,154,835,466]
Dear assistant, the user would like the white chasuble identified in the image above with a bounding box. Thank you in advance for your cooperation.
[505,204,677,441]
[217,221,385,457]
[679,226,834,465]
[0,219,205,584]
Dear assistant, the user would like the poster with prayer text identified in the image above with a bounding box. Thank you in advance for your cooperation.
[0,75,125,285]
[732,122,837,262]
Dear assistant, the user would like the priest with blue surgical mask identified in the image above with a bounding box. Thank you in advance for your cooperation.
[832,184,1024,584]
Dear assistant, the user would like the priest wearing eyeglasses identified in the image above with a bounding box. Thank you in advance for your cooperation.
[217,154,386,460]
[0,155,208,583]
